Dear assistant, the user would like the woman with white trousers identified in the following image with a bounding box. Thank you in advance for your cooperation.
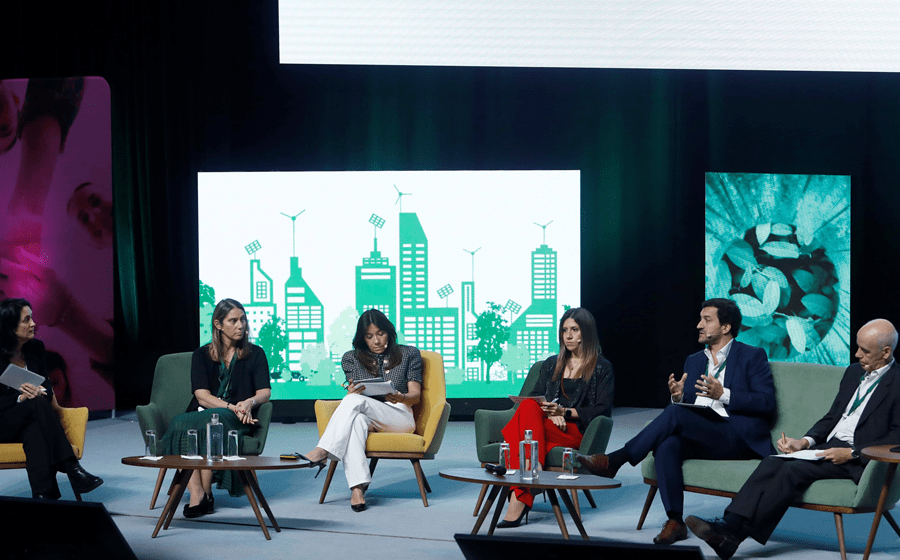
[303,309,422,512]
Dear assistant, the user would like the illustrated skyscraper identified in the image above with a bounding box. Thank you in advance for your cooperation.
[355,237,397,324]
[508,243,559,378]
[461,281,480,381]
[284,256,325,374]
[398,212,460,369]
[245,259,277,343]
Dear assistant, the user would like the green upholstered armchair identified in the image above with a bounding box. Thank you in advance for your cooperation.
[136,352,273,508]
[638,361,900,560]
[472,360,614,516]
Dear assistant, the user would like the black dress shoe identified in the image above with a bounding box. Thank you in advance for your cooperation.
[207,492,215,514]
[496,504,531,528]
[66,463,103,494]
[574,453,618,479]
[685,516,741,560]
[351,502,367,512]
[32,494,58,500]
[653,519,688,545]
[184,493,212,519]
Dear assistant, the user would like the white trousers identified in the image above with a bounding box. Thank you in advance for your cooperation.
[317,393,416,489]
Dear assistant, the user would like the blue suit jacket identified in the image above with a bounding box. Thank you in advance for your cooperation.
[682,340,777,457]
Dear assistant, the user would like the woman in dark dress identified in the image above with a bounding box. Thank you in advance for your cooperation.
[303,309,422,512]
[160,298,271,518]
[0,298,102,499]
[497,307,614,528]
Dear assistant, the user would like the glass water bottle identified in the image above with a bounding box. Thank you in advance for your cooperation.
[519,429,539,481]
[207,413,224,462]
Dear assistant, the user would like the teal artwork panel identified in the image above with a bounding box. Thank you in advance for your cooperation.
[705,173,850,365]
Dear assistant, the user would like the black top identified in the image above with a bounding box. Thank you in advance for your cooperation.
[186,344,270,412]
[0,339,54,415]
[529,354,615,432]
[341,345,423,395]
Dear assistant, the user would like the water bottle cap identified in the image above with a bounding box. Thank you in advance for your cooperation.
[524,429,533,439]
[211,413,219,423]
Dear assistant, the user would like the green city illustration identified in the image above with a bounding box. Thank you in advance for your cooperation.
[199,174,577,400]
[705,172,850,365]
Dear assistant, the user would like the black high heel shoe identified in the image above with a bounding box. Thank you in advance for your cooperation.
[297,454,328,478]
[183,492,212,519]
[496,504,531,528]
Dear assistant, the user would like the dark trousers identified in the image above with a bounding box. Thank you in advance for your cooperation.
[0,397,75,498]
[625,405,757,515]
[725,442,855,544]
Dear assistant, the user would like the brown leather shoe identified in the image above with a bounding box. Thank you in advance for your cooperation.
[685,516,741,560]
[574,453,618,478]
[653,519,688,545]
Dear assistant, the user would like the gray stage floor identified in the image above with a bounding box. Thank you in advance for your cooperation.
[2,407,898,559]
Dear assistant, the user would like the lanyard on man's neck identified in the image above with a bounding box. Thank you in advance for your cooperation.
[848,373,883,416]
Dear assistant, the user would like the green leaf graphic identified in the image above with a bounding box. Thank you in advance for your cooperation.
[725,239,758,271]
[762,280,780,315]
[771,223,793,236]
[802,293,834,318]
[760,241,800,259]
[733,294,767,318]
[755,223,771,246]
[786,317,807,352]
[792,269,816,293]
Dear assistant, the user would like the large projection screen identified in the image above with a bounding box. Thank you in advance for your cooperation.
[280,1,900,72]
[199,171,580,400]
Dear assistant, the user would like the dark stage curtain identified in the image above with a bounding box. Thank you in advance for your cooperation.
[7,2,900,410]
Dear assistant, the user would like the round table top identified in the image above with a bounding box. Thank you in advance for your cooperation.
[439,467,621,490]
[121,455,315,471]
[862,445,900,464]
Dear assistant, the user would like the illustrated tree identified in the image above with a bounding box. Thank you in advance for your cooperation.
[257,316,288,381]
[199,280,216,307]
[468,301,510,382]
[500,343,532,383]
[301,343,333,385]
[328,307,360,359]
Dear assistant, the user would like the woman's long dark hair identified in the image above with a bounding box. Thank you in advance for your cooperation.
[0,298,32,361]
[352,309,402,374]
[207,298,251,362]
[552,307,601,383]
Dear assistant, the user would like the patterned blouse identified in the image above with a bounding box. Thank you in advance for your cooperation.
[341,345,423,395]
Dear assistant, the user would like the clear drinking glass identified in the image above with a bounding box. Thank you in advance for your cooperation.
[186,429,199,456]
[499,442,511,470]
[562,448,575,475]
[227,430,240,458]
[145,430,157,458]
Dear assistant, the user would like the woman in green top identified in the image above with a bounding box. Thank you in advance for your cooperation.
[161,298,271,518]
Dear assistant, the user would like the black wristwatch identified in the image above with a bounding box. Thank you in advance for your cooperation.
[564,408,573,420]
[851,448,860,459]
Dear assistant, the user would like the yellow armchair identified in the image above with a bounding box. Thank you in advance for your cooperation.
[0,398,89,500]
[315,350,451,506]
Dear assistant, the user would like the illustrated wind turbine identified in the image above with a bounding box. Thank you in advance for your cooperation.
[394,184,412,213]
[534,220,553,244]
[280,210,306,256]
[463,247,481,283]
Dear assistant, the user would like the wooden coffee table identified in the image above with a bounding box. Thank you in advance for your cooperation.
[122,455,313,539]
[440,467,621,540]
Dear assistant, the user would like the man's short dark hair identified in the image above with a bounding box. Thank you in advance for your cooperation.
[701,298,742,336]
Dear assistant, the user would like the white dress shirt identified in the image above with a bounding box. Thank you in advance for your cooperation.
[805,359,895,448]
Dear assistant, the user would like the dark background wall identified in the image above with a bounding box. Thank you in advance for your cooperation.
[7,1,900,412]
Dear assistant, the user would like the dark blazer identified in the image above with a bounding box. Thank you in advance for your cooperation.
[529,354,615,432]
[0,339,54,415]
[682,340,776,457]
[805,361,900,481]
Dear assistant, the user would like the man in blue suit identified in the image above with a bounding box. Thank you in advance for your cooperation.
[578,298,776,545]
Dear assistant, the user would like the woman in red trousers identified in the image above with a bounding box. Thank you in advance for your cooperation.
[497,307,614,527]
